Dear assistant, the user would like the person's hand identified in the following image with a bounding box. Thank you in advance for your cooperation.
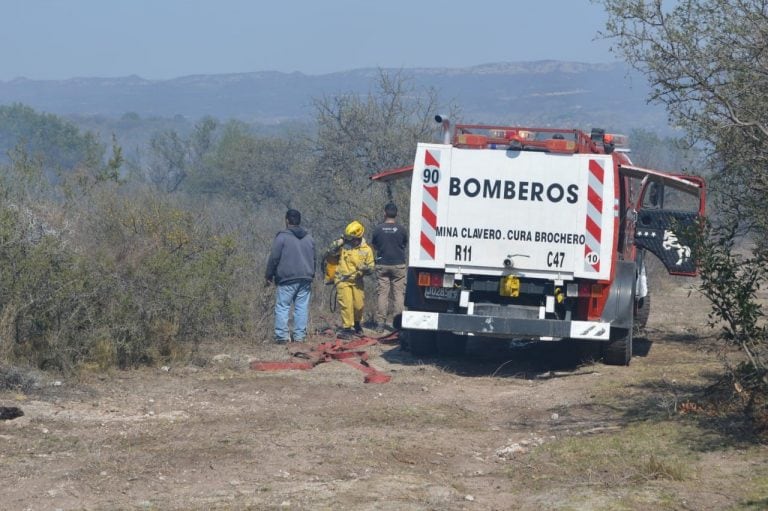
[265,278,273,287]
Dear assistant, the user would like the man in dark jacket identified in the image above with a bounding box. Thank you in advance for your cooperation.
[265,209,316,342]
[370,203,408,332]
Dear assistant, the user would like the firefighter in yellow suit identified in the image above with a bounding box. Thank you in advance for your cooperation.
[326,221,374,339]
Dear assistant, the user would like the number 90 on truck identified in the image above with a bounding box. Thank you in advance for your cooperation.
[371,117,706,365]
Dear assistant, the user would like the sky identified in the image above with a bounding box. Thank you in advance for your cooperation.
[0,0,616,81]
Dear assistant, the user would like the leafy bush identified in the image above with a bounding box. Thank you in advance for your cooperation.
[693,221,767,424]
[0,144,261,371]
[79,190,253,366]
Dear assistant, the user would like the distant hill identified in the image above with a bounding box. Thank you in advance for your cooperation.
[0,61,668,133]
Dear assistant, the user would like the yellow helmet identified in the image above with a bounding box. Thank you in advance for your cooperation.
[344,220,365,239]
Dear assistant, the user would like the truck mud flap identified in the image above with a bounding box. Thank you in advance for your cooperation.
[600,260,636,329]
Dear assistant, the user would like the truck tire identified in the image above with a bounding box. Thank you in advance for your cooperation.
[436,333,467,357]
[634,294,651,333]
[603,325,633,366]
[403,330,437,356]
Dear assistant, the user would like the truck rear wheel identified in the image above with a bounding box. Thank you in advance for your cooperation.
[403,330,437,356]
[603,326,633,366]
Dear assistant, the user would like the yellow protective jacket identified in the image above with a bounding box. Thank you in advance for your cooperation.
[326,238,374,286]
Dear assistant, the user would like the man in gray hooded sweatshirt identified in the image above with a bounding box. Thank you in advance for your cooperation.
[265,209,316,342]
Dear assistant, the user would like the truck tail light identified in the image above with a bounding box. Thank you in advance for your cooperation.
[589,284,606,298]
[577,282,610,320]
[417,271,444,287]
[577,282,606,298]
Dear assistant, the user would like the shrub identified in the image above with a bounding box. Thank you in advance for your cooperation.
[0,154,260,370]
[693,221,767,425]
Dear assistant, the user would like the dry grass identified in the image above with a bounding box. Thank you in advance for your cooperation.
[513,422,699,487]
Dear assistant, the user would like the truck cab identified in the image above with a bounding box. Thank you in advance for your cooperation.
[372,118,705,365]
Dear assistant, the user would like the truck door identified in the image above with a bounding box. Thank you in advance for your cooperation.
[619,165,706,276]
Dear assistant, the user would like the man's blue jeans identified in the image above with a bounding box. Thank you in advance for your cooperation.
[274,280,311,341]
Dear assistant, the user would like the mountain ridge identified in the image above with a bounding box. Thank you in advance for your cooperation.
[0,60,667,132]
[1,60,624,83]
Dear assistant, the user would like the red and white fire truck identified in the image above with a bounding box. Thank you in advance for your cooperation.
[372,116,706,365]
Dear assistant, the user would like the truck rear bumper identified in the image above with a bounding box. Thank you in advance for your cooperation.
[401,311,611,341]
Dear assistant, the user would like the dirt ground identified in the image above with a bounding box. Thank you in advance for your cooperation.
[1,283,767,511]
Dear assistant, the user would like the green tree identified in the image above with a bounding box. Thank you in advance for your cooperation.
[184,120,311,208]
[149,129,189,192]
[147,117,220,193]
[0,103,103,170]
[599,0,768,242]
[310,70,446,232]
[627,128,702,172]
[599,0,767,403]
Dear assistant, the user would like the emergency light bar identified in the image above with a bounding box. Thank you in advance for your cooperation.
[606,133,630,152]
[370,124,631,183]
[455,130,579,153]
[451,124,625,155]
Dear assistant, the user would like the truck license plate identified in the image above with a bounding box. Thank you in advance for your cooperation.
[424,287,460,301]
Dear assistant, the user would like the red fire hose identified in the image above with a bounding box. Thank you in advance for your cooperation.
[249,331,398,384]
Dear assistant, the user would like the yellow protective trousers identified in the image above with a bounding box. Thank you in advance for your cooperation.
[336,280,365,329]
